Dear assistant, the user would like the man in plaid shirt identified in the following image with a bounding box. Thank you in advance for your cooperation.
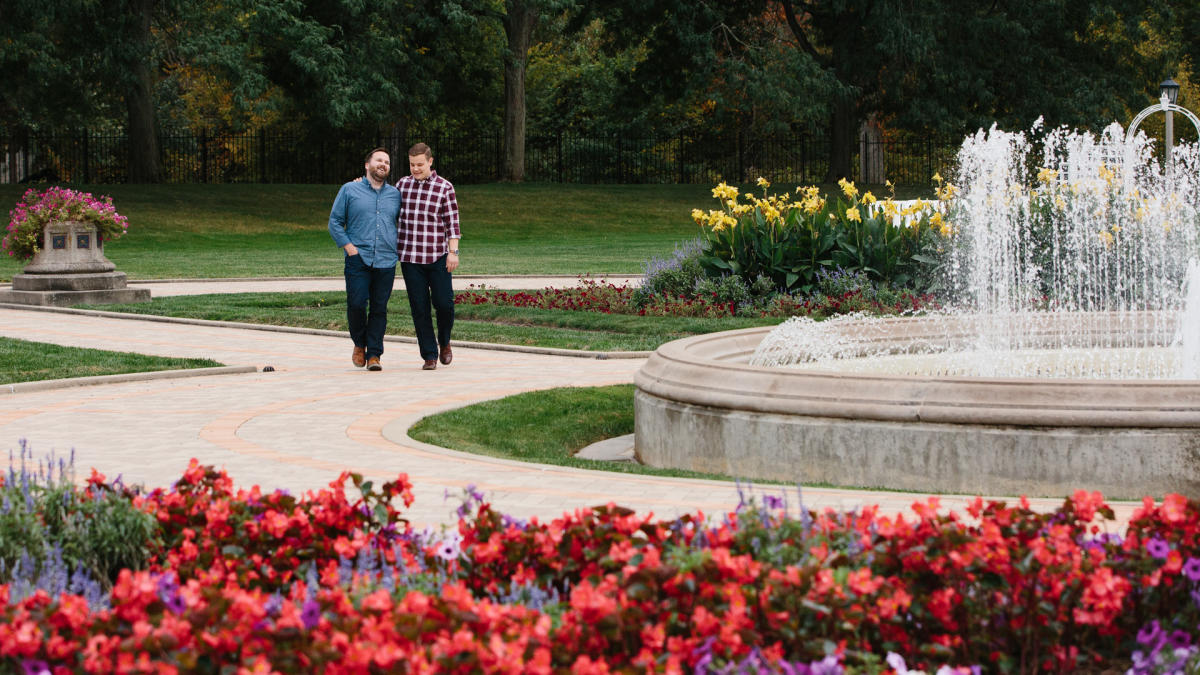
[395,142,462,370]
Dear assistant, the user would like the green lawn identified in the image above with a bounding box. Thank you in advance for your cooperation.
[0,183,715,280]
[0,337,224,384]
[88,291,781,352]
[0,182,934,281]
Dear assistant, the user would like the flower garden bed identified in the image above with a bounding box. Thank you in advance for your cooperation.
[2,456,1198,673]
[455,278,936,319]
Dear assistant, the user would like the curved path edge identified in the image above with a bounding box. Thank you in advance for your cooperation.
[3,365,258,395]
[0,303,651,360]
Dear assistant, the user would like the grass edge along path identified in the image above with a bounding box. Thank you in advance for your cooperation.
[0,336,225,385]
[408,384,792,484]
[85,291,782,353]
[410,384,948,492]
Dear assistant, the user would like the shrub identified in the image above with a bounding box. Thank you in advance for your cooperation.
[0,443,155,594]
[632,238,707,307]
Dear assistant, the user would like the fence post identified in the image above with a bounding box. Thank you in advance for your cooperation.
[616,134,622,183]
[259,129,267,183]
[81,129,90,184]
[677,133,685,184]
[200,128,208,183]
[21,129,30,182]
[927,137,933,183]
[736,131,744,182]
[557,132,563,183]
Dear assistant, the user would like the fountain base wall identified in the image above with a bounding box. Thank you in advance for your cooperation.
[635,390,1200,499]
[634,325,1200,500]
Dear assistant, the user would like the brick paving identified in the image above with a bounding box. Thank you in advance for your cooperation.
[0,279,1140,528]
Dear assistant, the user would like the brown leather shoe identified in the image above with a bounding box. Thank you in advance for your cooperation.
[422,359,437,370]
[352,346,366,367]
[439,345,453,365]
[366,357,382,371]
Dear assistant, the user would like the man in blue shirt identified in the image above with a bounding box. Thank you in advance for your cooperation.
[328,147,401,371]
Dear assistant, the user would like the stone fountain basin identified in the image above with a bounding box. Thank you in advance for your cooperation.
[634,317,1200,500]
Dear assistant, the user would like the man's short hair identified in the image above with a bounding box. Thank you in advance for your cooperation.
[408,143,433,159]
[364,147,390,163]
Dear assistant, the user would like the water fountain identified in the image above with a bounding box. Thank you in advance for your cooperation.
[635,121,1200,499]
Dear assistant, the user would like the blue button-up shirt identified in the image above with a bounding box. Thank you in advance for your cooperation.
[328,176,401,268]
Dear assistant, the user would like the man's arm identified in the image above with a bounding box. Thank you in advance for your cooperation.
[442,184,462,272]
[328,184,359,255]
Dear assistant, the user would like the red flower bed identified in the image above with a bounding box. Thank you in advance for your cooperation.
[3,461,1199,673]
[456,279,937,319]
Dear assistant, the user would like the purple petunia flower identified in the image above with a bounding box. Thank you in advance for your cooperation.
[435,533,462,562]
[886,653,910,674]
[1168,630,1192,649]
[1184,557,1200,582]
[763,494,784,510]
[1147,536,1171,560]
[809,655,843,675]
[1137,620,1164,646]
[21,660,51,675]
[301,598,322,630]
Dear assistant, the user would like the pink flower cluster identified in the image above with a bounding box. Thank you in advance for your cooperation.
[3,187,129,260]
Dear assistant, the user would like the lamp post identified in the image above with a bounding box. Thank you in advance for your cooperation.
[1162,78,1181,171]
[1128,78,1199,184]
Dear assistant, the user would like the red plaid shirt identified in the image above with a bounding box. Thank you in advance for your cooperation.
[395,171,462,264]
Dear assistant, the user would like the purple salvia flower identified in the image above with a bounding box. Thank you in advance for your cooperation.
[264,592,284,617]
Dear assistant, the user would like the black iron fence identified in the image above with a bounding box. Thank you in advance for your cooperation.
[0,129,957,186]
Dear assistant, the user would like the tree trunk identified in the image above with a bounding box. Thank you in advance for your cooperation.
[859,113,886,185]
[502,0,537,182]
[126,0,161,183]
[826,97,856,183]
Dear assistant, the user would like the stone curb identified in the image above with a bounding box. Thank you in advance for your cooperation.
[574,433,637,462]
[2,365,259,395]
[0,303,653,360]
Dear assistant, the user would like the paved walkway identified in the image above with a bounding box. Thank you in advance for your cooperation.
[0,278,1139,528]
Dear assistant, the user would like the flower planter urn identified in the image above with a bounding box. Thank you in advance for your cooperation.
[0,221,150,306]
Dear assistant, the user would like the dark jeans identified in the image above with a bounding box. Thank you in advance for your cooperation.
[344,254,395,359]
[401,255,454,361]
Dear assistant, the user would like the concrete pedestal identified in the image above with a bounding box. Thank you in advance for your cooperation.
[0,221,149,307]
